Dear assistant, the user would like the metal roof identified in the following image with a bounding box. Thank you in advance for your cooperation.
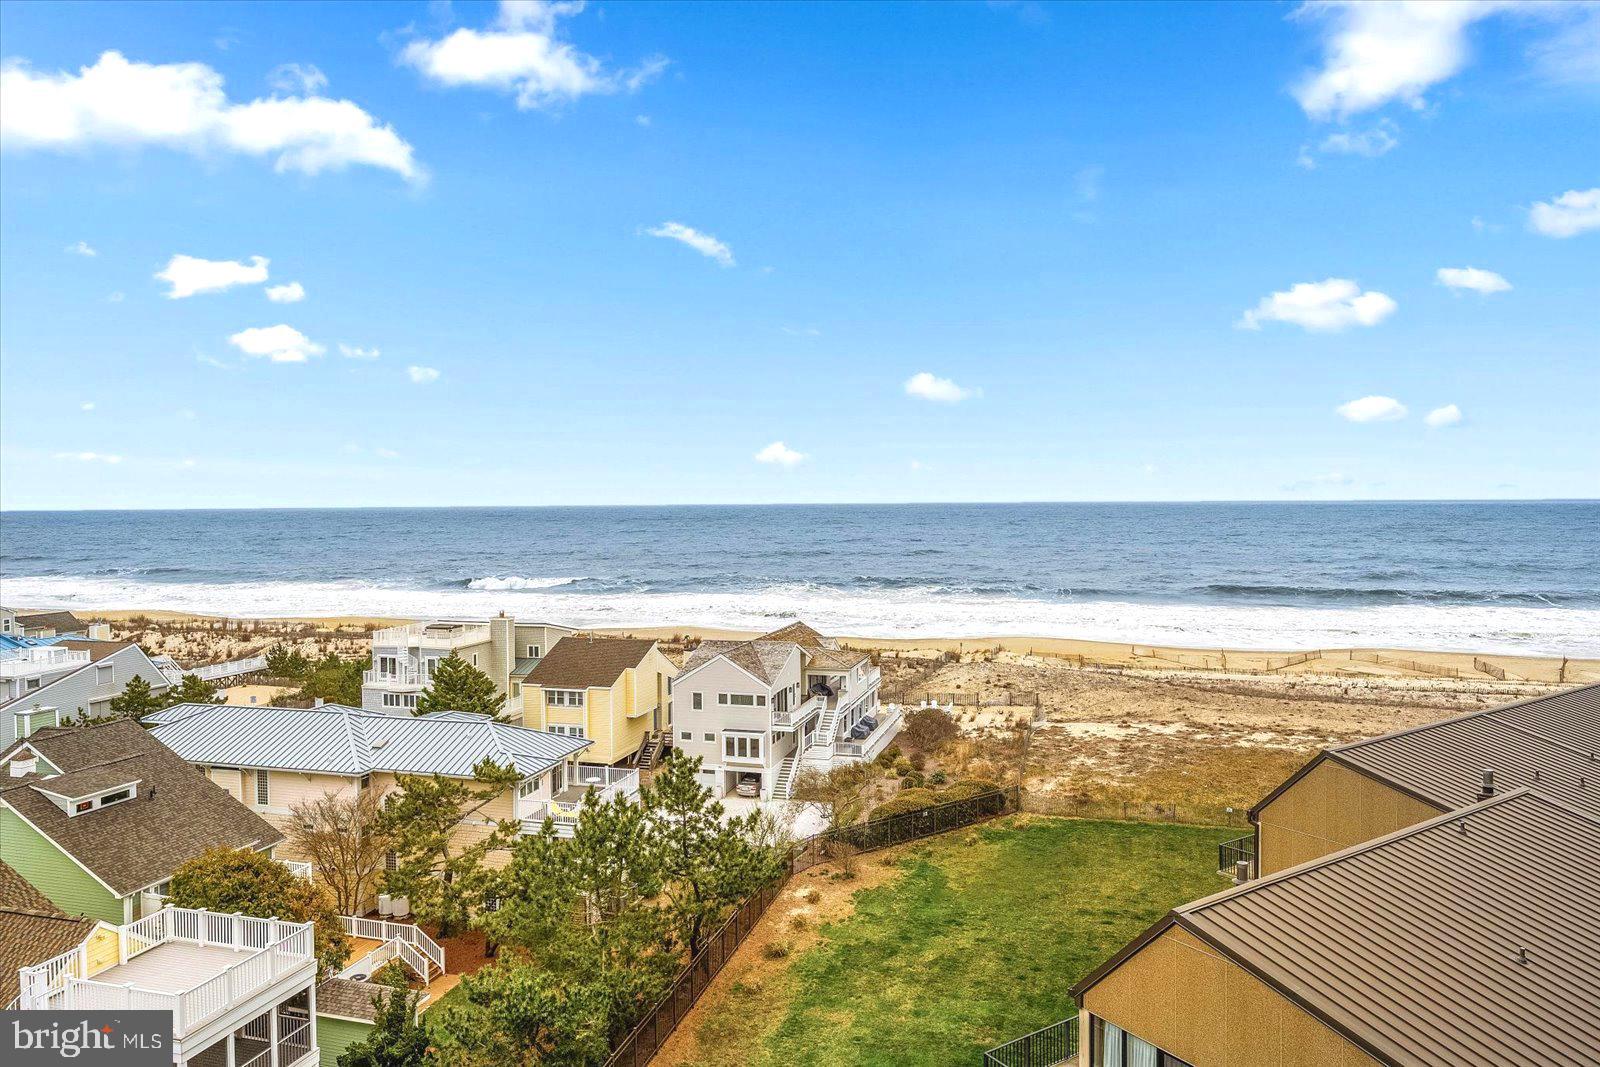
[1078,789,1600,1066]
[1254,683,1600,821]
[145,703,590,779]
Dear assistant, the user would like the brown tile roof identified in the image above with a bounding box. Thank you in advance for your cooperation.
[527,635,658,690]
[317,977,396,1022]
[14,611,85,635]
[1253,683,1600,821]
[0,720,284,896]
[683,639,798,684]
[0,860,96,1005]
[1078,789,1600,1066]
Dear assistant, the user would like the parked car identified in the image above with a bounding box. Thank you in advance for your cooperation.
[735,773,761,798]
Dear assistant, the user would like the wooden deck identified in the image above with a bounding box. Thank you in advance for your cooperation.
[94,942,256,992]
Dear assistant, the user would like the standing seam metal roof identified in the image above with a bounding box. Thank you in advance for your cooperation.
[1078,789,1600,1066]
[144,703,590,778]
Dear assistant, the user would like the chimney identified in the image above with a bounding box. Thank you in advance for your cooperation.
[1478,768,1496,800]
[313,698,325,708]
[1233,859,1251,884]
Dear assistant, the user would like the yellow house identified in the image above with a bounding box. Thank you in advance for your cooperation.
[1251,682,1600,875]
[517,635,677,766]
[1073,788,1600,1066]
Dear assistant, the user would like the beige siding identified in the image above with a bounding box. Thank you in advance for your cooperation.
[1255,758,1443,875]
[1081,926,1381,1067]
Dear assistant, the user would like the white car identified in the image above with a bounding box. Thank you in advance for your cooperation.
[735,773,761,798]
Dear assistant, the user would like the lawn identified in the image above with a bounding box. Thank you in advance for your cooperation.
[672,815,1236,1066]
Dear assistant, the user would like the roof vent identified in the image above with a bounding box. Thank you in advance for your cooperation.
[1478,768,1496,800]
[1516,946,1530,965]
[371,738,390,750]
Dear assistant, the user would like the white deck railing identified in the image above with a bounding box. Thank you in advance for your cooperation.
[338,915,444,974]
[370,623,491,648]
[520,767,641,837]
[0,646,90,676]
[17,907,315,1035]
[834,704,903,762]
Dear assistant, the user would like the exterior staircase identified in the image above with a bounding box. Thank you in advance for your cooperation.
[636,731,667,770]
[811,703,841,751]
[772,755,799,800]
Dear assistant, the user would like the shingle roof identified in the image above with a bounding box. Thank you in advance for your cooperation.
[1125,790,1600,1066]
[527,636,657,690]
[683,621,864,684]
[1254,683,1600,821]
[0,860,96,1005]
[0,720,284,896]
[144,703,591,779]
[317,977,397,1022]
[13,611,85,635]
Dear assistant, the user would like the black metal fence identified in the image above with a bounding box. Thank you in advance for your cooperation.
[983,1015,1079,1067]
[603,787,1021,1067]
[1218,833,1254,875]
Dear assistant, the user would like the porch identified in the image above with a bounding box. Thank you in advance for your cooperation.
[520,764,641,838]
[185,1001,316,1067]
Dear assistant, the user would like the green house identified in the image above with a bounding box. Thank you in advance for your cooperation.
[0,719,284,924]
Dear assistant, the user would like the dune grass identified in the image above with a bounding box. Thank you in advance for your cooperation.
[689,815,1235,1066]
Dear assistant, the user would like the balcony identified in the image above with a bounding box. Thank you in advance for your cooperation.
[370,622,491,650]
[0,645,90,678]
[521,766,641,838]
[772,694,826,730]
[362,665,427,689]
[833,704,904,763]
[16,907,316,1042]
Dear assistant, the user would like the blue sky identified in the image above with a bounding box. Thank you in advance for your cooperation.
[1,0,1596,509]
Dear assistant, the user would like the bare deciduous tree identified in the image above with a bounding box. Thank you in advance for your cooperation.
[286,789,391,916]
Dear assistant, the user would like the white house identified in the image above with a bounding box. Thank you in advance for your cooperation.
[671,622,900,801]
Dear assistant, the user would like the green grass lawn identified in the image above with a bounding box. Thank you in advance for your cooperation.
[689,815,1236,1066]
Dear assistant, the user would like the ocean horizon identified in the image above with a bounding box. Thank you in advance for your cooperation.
[2,500,1597,657]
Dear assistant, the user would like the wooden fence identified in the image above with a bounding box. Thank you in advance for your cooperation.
[1474,657,1508,681]
[1349,651,1461,678]
[921,690,1040,708]
[603,788,1021,1067]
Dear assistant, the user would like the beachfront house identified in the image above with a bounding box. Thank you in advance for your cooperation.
[517,634,678,767]
[0,720,286,925]
[10,896,323,1067]
[672,622,898,801]
[1248,682,1600,875]
[0,607,88,639]
[144,702,635,868]
[360,614,574,713]
[1,635,173,746]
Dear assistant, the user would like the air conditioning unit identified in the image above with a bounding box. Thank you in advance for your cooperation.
[377,893,393,917]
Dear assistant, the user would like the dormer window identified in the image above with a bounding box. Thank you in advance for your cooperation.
[40,778,143,817]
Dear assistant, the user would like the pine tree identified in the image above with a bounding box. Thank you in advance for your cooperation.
[164,673,220,706]
[108,675,164,720]
[416,653,507,720]
[336,981,428,1067]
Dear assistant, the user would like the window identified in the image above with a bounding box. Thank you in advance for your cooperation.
[255,769,270,806]
[26,678,40,691]
[547,690,585,707]
[472,653,479,666]
[549,723,586,738]
[382,693,417,709]
[511,682,521,697]
[527,644,540,658]
[74,800,93,814]
[680,731,692,741]
[692,693,702,710]
[99,788,132,807]
[359,774,371,791]
[723,734,764,761]
[723,693,757,707]
[96,664,114,686]
[384,850,398,872]
[1094,1020,1185,1067]
[704,733,714,743]
[378,655,397,675]
[518,777,541,798]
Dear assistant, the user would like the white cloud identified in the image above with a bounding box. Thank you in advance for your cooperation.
[400,0,667,111]
[339,343,380,360]
[374,447,401,459]
[107,291,124,303]
[1291,2,1502,120]
[1425,403,1463,427]
[755,440,806,467]
[407,365,440,384]
[1436,266,1511,293]
[156,253,268,298]
[228,324,325,363]
[645,221,734,267]
[1318,122,1399,157]
[268,63,328,95]
[635,114,652,127]
[1528,187,1600,238]
[265,281,305,303]
[65,240,96,256]
[1238,278,1397,331]
[1336,395,1408,422]
[904,372,979,403]
[80,401,95,411]
[53,451,122,464]
[1,50,421,181]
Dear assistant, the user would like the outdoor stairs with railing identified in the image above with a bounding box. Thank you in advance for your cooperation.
[338,916,445,983]
[772,755,799,800]
[636,732,664,771]
[807,703,842,756]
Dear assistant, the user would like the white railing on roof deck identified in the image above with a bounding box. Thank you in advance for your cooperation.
[279,859,314,880]
[338,915,444,974]
[16,907,315,1035]
[370,622,491,648]
[0,646,90,676]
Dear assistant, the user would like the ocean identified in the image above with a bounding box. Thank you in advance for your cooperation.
[1,501,1597,656]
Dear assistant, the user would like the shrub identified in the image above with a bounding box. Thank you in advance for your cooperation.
[868,788,938,821]
[940,778,1002,802]
[908,751,927,771]
[893,757,913,776]
[901,772,926,789]
[803,888,821,904]
[929,770,949,786]
[876,744,902,767]
[763,942,791,960]
[789,916,809,931]
[902,707,958,754]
